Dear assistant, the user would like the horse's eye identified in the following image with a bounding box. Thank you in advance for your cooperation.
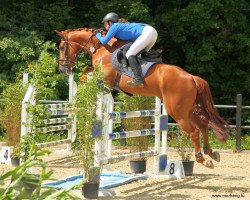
[59,46,64,51]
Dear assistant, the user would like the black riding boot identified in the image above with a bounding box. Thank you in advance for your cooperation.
[127,55,144,88]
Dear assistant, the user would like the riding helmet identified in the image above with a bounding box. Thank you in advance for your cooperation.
[102,12,119,23]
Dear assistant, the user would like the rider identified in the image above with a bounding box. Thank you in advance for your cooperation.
[95,12,158,88]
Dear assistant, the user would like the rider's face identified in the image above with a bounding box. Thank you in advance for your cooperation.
[104,21,110,30]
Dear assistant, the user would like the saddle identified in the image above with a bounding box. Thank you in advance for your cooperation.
[110,43,162,94]
[116,43,162,67]
[141,50,162,62]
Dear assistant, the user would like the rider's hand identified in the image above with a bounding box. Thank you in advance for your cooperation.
[93,30,99,36]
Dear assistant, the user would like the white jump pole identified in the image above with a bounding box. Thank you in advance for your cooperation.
[94,93,104,167]
[106,93,113,158]
[154,97,161,174]
[161,104,168,155]
[20,84,36,165]
[68,74,77,150]
[22,73,29,85]
[21,85,36,138]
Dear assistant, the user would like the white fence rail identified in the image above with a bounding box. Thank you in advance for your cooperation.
[20,74,77,149]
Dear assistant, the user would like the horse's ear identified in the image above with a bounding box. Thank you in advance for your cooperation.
[55,30,64,38]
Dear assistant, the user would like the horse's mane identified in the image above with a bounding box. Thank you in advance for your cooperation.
[61,28,107,35]
[59,27,125,47]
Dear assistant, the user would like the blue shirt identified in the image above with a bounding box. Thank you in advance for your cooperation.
[96,22,146,44]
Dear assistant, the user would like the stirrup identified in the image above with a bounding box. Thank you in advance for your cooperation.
[126,80,144,88]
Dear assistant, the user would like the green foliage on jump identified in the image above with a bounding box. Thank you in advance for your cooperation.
[168,131,193,161]
[116,93,154,159]
[74,66,103,183]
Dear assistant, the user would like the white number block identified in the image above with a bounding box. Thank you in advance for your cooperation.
[165,160,185,179]
[0,146,11,163]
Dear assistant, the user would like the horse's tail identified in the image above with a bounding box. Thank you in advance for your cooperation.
[192,76,229,142]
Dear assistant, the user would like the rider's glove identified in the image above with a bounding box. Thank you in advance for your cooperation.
[93,30,99,36]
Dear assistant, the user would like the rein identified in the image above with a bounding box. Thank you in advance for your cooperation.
[59,31,100,73]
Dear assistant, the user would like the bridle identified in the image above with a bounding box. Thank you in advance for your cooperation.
[59,31,100,74]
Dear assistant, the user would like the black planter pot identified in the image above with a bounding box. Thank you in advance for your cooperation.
[182,160,194,176]
[130,160,146,174]
[82,182,100,199]
[11,157,20,167]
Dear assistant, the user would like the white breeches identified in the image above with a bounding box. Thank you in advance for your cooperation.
[125,25,158,58]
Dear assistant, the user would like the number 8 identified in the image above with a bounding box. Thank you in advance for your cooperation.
[169,163,175,175]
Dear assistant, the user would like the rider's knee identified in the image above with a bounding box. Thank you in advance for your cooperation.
[125,50,134,59]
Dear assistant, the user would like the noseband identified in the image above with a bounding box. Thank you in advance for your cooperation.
[59,32,99,73]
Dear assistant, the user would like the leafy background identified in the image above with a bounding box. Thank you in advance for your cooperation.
[0,0,249,129]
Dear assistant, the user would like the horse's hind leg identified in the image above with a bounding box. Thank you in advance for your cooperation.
[161,76,214,168]
[163,98,214,168]
[190,112,220,162]
[176,119,214,168]
[201,128,221,162]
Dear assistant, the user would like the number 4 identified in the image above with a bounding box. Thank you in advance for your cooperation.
[4,149,9,160]
[0,147,11,163]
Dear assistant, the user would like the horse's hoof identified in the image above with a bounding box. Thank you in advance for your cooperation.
[210,151,220,162]
[204,160,214,169]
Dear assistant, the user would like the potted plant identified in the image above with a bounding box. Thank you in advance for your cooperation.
[11,146,21,166]
[1,145,49,198]
[74,67,104,198]
[169,131,194,176]
[129,135,149,173]
[117,93,154,174]
[0,81,26,166]
[1,143,83,199]
[81,166,101,199]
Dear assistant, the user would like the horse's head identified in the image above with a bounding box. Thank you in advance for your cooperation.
[56,29,101,74]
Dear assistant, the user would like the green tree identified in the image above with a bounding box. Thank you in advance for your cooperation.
[0,0,249,120]
[0,0,72,85]
[157,0,249,104]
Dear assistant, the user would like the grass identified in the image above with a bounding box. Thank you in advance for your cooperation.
[207,132,250,150]
[112,127,250,150]
[1,126,249,150]
[170,129,250,151]
[166,126,250,150]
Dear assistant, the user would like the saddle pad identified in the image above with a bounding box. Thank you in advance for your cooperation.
[111,44,158,79]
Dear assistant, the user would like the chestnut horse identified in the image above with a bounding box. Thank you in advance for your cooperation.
[56,28,229,168]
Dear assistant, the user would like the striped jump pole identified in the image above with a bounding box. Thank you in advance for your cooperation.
[93,92,168,175]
